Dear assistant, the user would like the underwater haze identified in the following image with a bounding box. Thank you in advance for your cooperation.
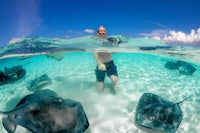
[0,36,200,133]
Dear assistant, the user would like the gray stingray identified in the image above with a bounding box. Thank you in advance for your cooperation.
[27,74,52,91]
[0,89,89,133]
[46,51,67,61]
[164,60,196,75]
[135,93,192,133]
[0,65,26,85]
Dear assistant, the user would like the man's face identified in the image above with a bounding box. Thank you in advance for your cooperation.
[98,27,106,36]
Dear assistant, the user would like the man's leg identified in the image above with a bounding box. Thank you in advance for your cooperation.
[107,61,118,89]
[97,82,104,92]
[95,68,105,92]
[110,75,118,89]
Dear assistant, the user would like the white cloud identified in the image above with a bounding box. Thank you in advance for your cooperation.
[84,29,95,34]
[140,29,168,38]
[147,21,167,28]
[64,28,94,38]
[15,0,42,37]
[162,29,200,44]
[141,28,200,45]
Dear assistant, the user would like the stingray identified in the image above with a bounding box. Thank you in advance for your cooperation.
[46,51,67,61]
[165,60,196,75]
[0,65,26,85]
[0,89,89,133]
[27,74,52,91]
[45,48,85,61]
[135,93,192,133]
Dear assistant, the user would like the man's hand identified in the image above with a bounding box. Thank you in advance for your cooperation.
[98,63,106,71]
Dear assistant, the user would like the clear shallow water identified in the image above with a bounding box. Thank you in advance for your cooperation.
[0,52,200,133]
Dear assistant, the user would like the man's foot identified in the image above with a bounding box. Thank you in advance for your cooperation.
[97,82,104,92]
[109,83,118,95]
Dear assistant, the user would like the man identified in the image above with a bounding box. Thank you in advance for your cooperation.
[94,26,118,92]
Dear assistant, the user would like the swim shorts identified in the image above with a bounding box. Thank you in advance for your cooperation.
[95,60,118,82]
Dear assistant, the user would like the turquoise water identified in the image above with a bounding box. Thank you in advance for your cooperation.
[0,52,200,133]
[0,36,200,133]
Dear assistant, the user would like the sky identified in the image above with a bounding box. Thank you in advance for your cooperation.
[0,0,200,46]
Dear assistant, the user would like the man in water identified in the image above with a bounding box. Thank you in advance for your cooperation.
[94,26,118,93]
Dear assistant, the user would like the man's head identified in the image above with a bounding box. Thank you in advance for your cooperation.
[97,26,106,36]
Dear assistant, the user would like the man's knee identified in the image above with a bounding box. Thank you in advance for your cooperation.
[110,75,118,84]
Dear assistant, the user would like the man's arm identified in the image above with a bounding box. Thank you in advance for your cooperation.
[93,53,106,71]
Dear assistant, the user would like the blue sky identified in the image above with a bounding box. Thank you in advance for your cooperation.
[0,0,200,46]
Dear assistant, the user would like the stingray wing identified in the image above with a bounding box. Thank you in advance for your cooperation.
[27,74,52,91]
[135,93,183,133]
[2,117,17,133]
[1,89,58,133]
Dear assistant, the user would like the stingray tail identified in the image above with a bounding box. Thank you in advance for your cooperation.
[177,94,193,105]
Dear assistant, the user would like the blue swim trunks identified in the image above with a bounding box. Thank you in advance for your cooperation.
[95,60,118,82]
